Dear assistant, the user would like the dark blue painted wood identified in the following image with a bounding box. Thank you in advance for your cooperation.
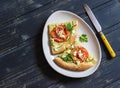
[0,0,120,88]
[0,0,53,25]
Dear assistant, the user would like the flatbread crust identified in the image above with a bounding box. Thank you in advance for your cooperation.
[48,21,78,54]
[54,57,94,71]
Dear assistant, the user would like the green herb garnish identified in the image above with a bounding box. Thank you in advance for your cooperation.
[79,34,88,43]
[66,23,74,31]
[63,54,73,62]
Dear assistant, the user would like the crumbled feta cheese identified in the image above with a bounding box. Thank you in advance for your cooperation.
[58,30,65,38]
[73,51,77,56]
[66,49,71,54]
[71,45,74,48]
[62,53,67,58]
[54,48,58,51]
[78,50,83,58]
[76,61,81,65]
[72,30,75,33]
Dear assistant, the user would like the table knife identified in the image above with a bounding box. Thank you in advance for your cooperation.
[84,4,116,58]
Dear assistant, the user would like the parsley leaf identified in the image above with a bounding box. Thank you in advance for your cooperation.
[66,23,74,31]
[63,54,73,62]
[79,34,88,43]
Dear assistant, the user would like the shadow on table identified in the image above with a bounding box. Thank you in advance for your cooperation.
[34,22,85,83]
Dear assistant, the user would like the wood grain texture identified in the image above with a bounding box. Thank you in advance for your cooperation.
[0,0,120,88]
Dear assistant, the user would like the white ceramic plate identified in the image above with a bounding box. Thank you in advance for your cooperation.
[42,10,101,78]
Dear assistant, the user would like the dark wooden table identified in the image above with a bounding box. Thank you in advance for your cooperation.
[0,0,120,88]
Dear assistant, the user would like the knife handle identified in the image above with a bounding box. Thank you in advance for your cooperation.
[100,32,116,58]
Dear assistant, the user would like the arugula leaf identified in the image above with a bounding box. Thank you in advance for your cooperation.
[79,34,88,43]
[66,23,74,31]
[63,54,73,62]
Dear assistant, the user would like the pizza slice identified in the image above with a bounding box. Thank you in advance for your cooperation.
[53,46,97,71]
[48,21,78,54]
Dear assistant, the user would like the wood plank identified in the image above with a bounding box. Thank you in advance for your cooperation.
[91,0,120,32]
[0,0,111,25]
[0,0,53,25]
[0,65,58,88]
[0,0,111,28]
[105,80,120,88]
[0,39,59,88]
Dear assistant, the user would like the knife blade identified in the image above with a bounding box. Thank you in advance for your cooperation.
[84,4,116,58]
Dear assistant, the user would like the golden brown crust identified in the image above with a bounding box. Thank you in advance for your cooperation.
[49,21,78,55]
[53,57,94,71]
